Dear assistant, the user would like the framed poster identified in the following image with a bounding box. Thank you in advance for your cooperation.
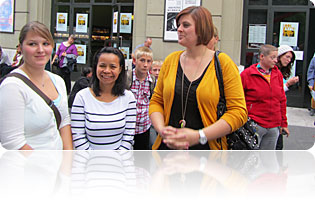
[0,0,15,33]
[279,22,299,47]
[56,12,68,32]
[248,24,266,49]
[119,47,130,60]
[163,0,201,41]
[76,44,86,64]
[113,11,118,33]
[120,13,132,34]
[76,13,88,33]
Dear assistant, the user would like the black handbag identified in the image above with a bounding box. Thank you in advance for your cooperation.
[52,57,59,67]
[214,51,259,150]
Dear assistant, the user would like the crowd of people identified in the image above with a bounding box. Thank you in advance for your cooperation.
[0,6,314,150]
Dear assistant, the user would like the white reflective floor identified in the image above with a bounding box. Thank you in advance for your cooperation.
[0,149,314,200]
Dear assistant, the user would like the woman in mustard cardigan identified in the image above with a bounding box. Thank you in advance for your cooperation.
[149,6,247,150]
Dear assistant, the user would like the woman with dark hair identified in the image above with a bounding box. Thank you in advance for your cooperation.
[71,47,136,150]
[149,6,247,150]
[276,45,299,92]
[275,45,298,150]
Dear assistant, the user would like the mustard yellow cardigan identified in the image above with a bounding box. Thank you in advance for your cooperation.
[149,51,247,150]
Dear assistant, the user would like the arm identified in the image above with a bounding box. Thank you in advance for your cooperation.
[60,125,73,150]
[0,79,30,150]
[71,91,91,150]
[119,94,137,150]
[307,58,315,88]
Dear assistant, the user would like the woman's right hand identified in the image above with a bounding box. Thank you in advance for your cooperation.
[287,76,299,87]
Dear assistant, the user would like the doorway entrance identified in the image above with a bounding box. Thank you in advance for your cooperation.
[241,0,314,108]
[51,0,134,80]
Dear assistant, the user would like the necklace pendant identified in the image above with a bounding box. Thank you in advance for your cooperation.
[179,119,186,128]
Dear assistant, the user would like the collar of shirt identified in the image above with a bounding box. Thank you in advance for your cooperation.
[132,69,153,83]
[257,64,271,75]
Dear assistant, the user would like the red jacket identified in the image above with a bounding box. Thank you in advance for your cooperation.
[241,63,287,128]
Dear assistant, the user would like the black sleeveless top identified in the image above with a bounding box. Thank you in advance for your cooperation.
[159,60,210,150]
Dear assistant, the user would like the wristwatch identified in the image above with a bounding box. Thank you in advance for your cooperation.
[198,129,207,145]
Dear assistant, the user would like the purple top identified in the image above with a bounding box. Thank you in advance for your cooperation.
[56,42,78,67]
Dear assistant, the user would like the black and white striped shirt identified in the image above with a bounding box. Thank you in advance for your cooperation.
[71,88,137,150]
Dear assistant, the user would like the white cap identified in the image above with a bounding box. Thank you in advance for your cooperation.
[278,45,294,57]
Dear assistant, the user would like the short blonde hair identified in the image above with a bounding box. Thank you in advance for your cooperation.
[135,46,153,60]
[151,60,163,69]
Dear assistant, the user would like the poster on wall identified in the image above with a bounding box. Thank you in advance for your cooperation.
[76,44,86,64]
[113,11,118,33]
[248,24,266,49]
[120,13,132,33]
[76,13,88,33]
[119,47,130,60]
[279,22,299,47]
[56,12,68,32]
[0,0,14,33]
[164,0,201,41]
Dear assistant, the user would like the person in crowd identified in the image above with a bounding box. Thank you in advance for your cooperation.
[71,47,136,150]
[277,45,299,92]
[275,45,298,149]
[12,44,24,67]
[241,44,288,150]
[150,60,163,80]
[127,46,156,150]
[52,34,78,94]
[0,21,73,150]
[0,45,13,77]
[68,67,92,108]
[207,26,219,51]
[307,56,315,116]
[149,6,247,150]
[0,45,11,66]
[132,37,152,69]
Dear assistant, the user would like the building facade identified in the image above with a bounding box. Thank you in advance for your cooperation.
[0,0,314,108]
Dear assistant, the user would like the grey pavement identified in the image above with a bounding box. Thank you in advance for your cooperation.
[285,107,315,150]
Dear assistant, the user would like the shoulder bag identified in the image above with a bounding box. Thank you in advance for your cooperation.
[53,44,73,67]
[214,51,259,150]
[0,73,61,128]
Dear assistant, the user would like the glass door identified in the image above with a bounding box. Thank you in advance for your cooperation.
[72,5,91,79]
[272,11,307,107]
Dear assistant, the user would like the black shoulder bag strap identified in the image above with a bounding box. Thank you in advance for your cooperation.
[214,51,227,119]
[0,73,61,128]
[214,51,227,149]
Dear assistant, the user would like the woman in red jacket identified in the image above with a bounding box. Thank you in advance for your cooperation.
[241,44,289,150]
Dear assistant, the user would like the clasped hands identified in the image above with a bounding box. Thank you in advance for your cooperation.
[160,126,200,150]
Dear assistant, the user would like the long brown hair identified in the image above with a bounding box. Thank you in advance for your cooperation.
[276,52,294,79]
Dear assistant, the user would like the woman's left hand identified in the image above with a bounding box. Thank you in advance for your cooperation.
[280,127,290,137]
[163,128,199,149]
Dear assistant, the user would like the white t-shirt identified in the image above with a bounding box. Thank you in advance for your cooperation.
[0,68,70,150]
[71,88,136,150]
